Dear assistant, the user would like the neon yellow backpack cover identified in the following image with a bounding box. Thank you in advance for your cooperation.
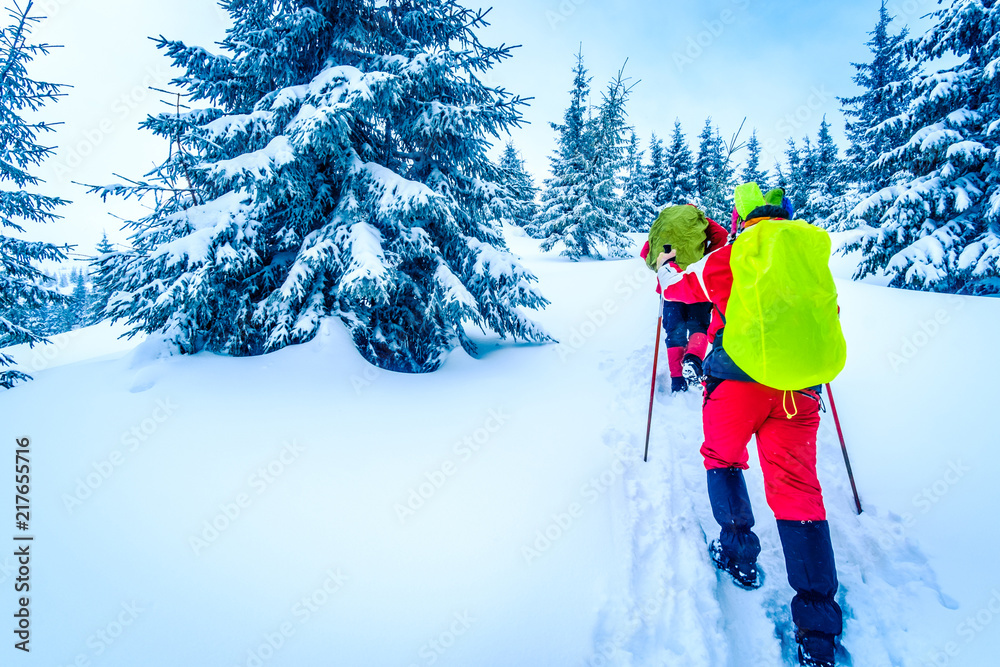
[724,219,847,390]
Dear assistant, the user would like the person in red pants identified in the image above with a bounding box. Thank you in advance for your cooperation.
[655,199,842,667]
[639,209,728,392]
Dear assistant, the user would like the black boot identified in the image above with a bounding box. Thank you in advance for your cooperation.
[670,376,687,393]
[777,519,843,665]
[682,353,703,387]
[709,539,763,589]
[796,629,836,666]
[706,468,762,588]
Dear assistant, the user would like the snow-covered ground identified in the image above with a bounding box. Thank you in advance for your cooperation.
[2,227,998,666]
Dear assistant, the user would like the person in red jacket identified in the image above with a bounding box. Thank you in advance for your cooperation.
[655,197,843,667]
[639,209,728,392]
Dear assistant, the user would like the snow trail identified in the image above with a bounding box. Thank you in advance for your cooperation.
[591,337,955,666]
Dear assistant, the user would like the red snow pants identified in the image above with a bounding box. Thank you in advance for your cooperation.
[701,380,826,521]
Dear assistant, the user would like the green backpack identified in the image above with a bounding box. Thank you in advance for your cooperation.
[723,218,847,390]
[645,205,709,271]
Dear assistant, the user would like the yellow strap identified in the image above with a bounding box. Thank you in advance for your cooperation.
[782,390,798,420]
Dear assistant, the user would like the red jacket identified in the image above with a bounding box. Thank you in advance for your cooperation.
[640,217,729,295]
[658,244,733,341]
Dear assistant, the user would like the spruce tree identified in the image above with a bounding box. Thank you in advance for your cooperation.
[496,142,538,231]
[852,0,1000,294]
[800,118,843,223]
[647,134,666,208]
[815,118,841,192]
[663,119,695,206]
[740,130,769,191]
[0,1,68,389]
[535,55,631,259]
[535,52,593,257]
[693,119,732,221]
[710,127,736,221]
[839,0,915,191]
[93,0,551,372]
[88,232,115,323]
[783,138,809,215]
[619,131,656,232]
[587,66,634,239]
[772,161,787,193]
[694,118,716,202]
[68,269,91,330]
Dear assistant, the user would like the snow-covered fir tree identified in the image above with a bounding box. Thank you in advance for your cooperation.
[495,142,538,232]
[93,0,552,372]
[840,0,915,192]
[534,52,593,257]
[799,117,844,224]
[67,268,92,330]
[782,137,811,215]
[693,118,732,221]
[851,0,1000,294]
[0,1,68,389]
[693,119,716,203]
[88,232,115,322]
[815,118,842,193]
[535,55,631,259]
[663,119,696,206]
[740,129,769,191]
[7,264,89,338]
[646,134,666,208]
[586,66,634,234]
[619,131,656,232]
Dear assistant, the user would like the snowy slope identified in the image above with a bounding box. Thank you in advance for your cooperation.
[1,227,998,666]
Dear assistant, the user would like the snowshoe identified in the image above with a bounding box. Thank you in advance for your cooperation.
[709,540,763,590]
[670,376,687,393]
[682,353,703,388]
[796,629,836,666]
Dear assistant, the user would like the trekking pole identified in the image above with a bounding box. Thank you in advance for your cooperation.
[825,383,862,515]
[643,308,663,462]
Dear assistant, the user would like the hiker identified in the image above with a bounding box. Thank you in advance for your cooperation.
[655,184,845,667]
[730,186,796,240]
[640,204,728,393]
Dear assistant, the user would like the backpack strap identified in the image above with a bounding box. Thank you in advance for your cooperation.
[713,302,726,325]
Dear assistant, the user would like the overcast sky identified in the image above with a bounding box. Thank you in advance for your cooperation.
[24,0,942,258]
